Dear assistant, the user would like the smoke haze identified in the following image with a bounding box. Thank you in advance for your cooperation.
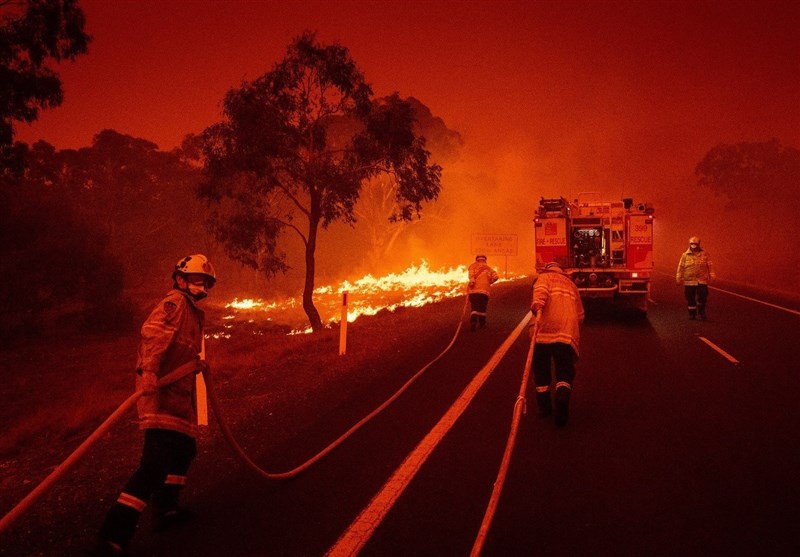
[14,0,800,297]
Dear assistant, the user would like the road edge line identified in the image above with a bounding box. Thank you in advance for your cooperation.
[325,312,532,557]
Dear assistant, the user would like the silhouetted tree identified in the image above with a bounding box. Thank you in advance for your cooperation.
[0,0,90,171]
[695,139,800,210]
[34,129,209,287]
[0,141,131,338]
[198,32,442,331]
[352,97,462,268]
[69,131,203,278]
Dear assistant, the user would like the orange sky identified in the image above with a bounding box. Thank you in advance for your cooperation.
[17,0,799,159]
[13,0,800,278]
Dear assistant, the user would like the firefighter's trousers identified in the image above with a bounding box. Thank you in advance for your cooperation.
[469,293,490,328]
[99,428,197,546]
[683,284,709,317]
[533,342,576,392]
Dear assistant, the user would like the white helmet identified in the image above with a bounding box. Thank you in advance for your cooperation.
[544,261,562,271]
[173,254,216,287]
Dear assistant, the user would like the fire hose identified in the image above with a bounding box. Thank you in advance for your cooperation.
[470,315,538,556]
[0,295,470,534]
[0,359,199,535]
[208,294,471,480]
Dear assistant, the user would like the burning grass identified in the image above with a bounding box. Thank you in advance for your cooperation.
[211,259,523,337]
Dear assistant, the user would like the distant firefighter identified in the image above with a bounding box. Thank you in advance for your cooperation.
[93,254,216,556]
[529,261,585,427]
[467,255,499,331]
[676,236,716,320]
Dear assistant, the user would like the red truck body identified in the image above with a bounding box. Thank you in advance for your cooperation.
[534,193,655,314]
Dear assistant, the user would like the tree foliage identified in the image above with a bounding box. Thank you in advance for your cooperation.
[0,0,90,169]
[695,139,800,210]
[0,130,211,338]
[352,97,462,268]
[0,143,130,338]
[198,31,442,331]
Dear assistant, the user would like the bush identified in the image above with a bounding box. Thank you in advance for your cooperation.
[0,187,130,339]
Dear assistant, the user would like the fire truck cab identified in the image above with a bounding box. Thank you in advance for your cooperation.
[533,193,655,314]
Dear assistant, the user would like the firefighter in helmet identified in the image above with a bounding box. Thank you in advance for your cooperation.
[467,254,500,331]
[676,236,716,320]
[94,255,215,556]
[529,262,584,427]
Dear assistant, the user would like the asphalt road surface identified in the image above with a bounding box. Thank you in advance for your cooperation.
[4,273,799,557]
[147,273,800,557]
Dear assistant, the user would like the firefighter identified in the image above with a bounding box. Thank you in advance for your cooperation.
[676,236,716,320]
[93,254,215,556]
[529,261,584,427]
[467,255,499,331]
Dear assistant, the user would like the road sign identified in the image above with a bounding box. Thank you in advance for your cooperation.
[471,234,518,257]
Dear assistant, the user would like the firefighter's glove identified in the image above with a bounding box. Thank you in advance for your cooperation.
[195,359,209,376]
[140,372,158,396]
[468,280,476,289]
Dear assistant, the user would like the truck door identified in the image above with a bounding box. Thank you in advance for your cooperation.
[626,214,654,269]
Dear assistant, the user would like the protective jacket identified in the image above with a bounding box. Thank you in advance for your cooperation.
[468,261,499,296]
[136,289,204,438]
[676,248,716,286]
[531,267,584,356]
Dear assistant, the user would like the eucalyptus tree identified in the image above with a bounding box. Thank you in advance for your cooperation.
[198,32,442,331]
[0,0,90,171]
[695,139,800,209]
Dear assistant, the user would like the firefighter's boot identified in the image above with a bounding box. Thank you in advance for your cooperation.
[688,308,697,320]
[478,316,487,329]
[153,506,195,532]
[96,502,139,555]
[554,386,571,427]
[698,305,707,321]
[470,315,478,332]
[536,391,552,417]
[152,483,193,532]
[87,540,128,557]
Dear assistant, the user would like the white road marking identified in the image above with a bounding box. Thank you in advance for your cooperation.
[325,313,532,557]
[655,270,799,316]
[698,336,740,364]
[709,286,800,316]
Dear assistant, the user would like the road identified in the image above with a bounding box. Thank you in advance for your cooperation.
[142,272,799,557]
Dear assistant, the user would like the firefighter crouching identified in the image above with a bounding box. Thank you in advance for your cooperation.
[93,254,216,556]
[529,262,585,427]
[676,236,716,320]
[467,255,500,331]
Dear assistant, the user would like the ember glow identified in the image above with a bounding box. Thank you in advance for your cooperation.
[212,260,524,337]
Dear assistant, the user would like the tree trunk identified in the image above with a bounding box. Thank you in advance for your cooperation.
[302,216,324,332]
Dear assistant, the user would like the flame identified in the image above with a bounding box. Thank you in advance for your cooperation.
[213,259,524,337]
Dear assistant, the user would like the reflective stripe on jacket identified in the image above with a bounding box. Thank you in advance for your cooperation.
[468,261,499,296]
[531,269,584,356]
[136,289,204,438]
[676,249,716,285]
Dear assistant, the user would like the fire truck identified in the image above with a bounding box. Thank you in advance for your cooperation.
[533,193,655,314]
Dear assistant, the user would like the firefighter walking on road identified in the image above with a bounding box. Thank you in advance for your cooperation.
[676,236,716,320]
[529,262,584,427]
[92,254,216,556]
[468,255,500,331]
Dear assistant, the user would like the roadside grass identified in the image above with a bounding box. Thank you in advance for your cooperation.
[0,291,470,459]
